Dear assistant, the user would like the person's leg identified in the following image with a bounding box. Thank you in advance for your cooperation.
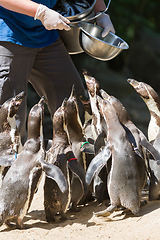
[0,42,38,143]
[29,38,86,122]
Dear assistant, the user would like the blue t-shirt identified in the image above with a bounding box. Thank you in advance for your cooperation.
[0,0,60,48]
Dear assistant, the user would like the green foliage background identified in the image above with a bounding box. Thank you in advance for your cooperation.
[108,0,160,42]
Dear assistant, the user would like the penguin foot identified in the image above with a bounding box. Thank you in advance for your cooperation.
[60,212,67,221]
[140,199,147,207]
[119,206,126,211]
[94,205,116,217]
[93,209,111,217]
[16,220,24,229]
[69,204,81,213]
[5,220,16,229]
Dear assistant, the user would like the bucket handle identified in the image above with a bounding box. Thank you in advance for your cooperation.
[70,0,111,24]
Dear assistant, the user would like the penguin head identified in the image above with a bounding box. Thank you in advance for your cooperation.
[52,99,68,142]
[82,70,100,98]
[0,91,26,131]
[127,78,160,107]
[27,96,45,140]
[127,79,150,99]
[65,85,79,121]
[79,94,92,116]
[97,96,118,123]
[100,89,110,100]
[7,91,26,118]
[100,89,130,124]
[63,86,83,142]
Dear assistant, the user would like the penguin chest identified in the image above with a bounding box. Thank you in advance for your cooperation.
[108,141,138,196]
[20,166,42,216]
[148,116,160,142]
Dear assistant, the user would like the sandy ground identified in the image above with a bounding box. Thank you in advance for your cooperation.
[0,175,160,240]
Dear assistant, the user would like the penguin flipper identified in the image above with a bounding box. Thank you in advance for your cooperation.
[41,161,68,193]
[86,143,111,185]
[68,158,88,196]
[80,142,95,154]
[122,125,143,159]
[0,155,15,166]
[140,139,160,164]
[94,131,106,155]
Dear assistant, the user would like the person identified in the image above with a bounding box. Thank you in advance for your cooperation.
[0,0,115,144]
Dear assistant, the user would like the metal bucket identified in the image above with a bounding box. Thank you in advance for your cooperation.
[59,11,95,54]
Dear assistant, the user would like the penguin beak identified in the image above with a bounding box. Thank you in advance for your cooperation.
[61,98,68,109]
[14,91,26,105]
[82,69,92,77]
[38,96,45,106]
[100,89,110,100]
[127,78,140,87]
[83,74,93,85]
[69,85,76,99]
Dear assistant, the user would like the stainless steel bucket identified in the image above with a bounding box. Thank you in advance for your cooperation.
[59,11,95,54]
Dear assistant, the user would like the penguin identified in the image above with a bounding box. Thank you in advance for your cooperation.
[63,85,94,210]
[0,96,67,229]
[100,89,160,171]
[0,91,26,186]
[127,79,160,200]
[127,78,160,142]
[82,70,109,204]
[86,97,146,217]
[44,99,88,222]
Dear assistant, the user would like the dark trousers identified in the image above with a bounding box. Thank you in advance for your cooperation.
[0,38,86,143]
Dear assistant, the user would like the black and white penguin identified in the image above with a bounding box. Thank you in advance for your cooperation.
[0,97,67,229]
[86,97,146,216]
[100,89,160,169]
[44,99,88,222]
[0,91,26,186]
[127,79,160,200]
[63,85,94,210]
[82,70,109,204]
[127,78,160,142]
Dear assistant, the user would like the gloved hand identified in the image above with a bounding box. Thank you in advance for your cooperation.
[34,4,71,31]
[96,13,115,38]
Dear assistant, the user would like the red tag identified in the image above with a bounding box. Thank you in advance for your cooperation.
[68,158,77,162]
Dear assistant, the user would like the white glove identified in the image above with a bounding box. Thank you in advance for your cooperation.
[34,4,71,31]
[96,13,115,38]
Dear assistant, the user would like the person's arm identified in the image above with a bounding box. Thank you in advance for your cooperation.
[0,0,38,17]
[0,0,71,31]
[94,0,115,37]
[94,0,107,14]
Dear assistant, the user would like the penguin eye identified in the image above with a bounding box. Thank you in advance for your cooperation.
[142,95,149,99]
[136,84,149,99]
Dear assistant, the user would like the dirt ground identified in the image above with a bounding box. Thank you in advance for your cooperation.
[0,175,160,240]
